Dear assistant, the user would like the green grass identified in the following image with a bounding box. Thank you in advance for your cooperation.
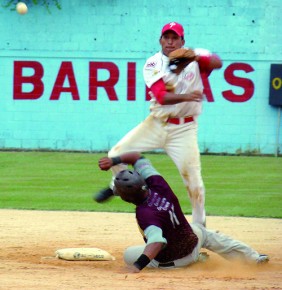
[0,151,281,218]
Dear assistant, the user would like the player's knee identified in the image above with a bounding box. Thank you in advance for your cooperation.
[108,146,119,158]
[187,186,205,203]
[108,143,128,158]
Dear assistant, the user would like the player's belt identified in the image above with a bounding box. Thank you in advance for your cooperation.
[158,261,175,268]
[166,116,194,125]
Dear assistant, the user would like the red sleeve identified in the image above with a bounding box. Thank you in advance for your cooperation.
[198,55,213,77]
[150,79,167,105]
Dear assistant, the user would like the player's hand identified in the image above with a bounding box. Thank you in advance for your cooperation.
[171,60,191,75]
[126,265,141,273]
[98,157,113,171]
[117,265,141,275]
[187,90,203,102]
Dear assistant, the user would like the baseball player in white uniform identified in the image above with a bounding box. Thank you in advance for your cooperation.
[94,22,222,227]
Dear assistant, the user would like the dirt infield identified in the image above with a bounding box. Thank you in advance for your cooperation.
[1,209,281,290]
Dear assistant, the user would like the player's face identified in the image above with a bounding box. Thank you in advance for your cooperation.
[120,190,148,205]
[160,31,185,56]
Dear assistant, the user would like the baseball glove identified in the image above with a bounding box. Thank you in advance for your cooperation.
[168,48,196,74]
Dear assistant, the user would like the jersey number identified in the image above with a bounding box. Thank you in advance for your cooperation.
[169,205,180,228]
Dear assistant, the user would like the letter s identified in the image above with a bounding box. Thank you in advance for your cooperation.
[222,63,254,102]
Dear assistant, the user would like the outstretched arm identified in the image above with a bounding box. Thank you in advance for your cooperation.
[98,152,142,171]
[196,53,222,70]
[128,242,164,273]
[195,49,223,76]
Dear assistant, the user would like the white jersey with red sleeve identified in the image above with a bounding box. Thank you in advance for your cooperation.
[143,51,204,121]
[143,51,168,88]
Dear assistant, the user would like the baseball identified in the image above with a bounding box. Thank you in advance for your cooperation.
[16,2,28,15]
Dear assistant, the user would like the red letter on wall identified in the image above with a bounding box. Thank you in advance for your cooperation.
[127,62,136,101]
[13,61,44,100]
[223,63,254,102]
[201,74,214,102]
[145,86,151,101]
[50,62,80,100]
[89,62,119,100]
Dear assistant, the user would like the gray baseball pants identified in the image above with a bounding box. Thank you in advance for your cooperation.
[123,223,261,269]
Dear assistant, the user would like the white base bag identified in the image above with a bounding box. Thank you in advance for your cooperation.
[55,247,115,261]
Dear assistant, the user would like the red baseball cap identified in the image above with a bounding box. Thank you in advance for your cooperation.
[161,22,184,37]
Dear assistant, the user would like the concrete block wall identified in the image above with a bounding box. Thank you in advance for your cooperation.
[0,0,281,154]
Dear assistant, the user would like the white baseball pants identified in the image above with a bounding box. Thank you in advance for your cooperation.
[108,115,205,225]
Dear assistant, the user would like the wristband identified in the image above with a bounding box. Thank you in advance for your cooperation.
[111,156,122,166]
[133,254,151,270]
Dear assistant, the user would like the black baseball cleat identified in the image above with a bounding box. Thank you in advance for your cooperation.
[256,254,269,264]
[198,252,209,263]
[93,187,114,203]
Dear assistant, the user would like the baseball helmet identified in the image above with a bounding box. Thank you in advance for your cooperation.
[114,170,147,204]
